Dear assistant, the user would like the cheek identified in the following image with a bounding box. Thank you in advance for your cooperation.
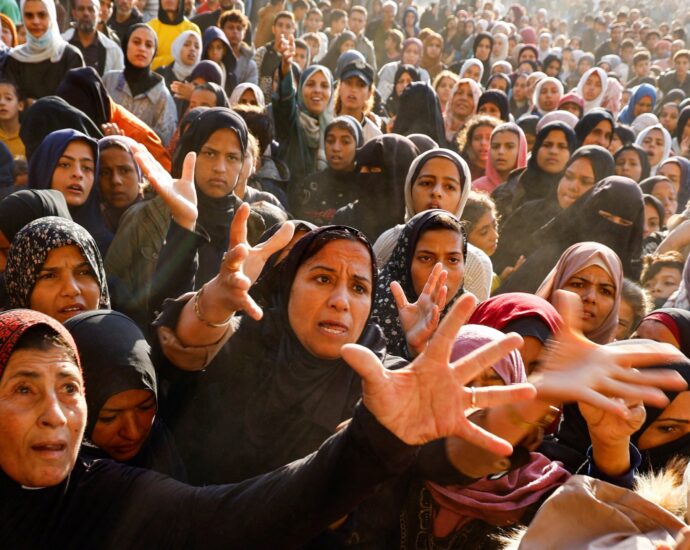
[410,260,430,296]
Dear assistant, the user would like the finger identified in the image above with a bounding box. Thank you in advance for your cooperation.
[609,366,687,394]
[423,293,477,364]
[341,344,389,392]
[255,220,295,258]
[229,202,250,249]
[455,415,514,456]
[181,152,196,184]
[223,243,248,273]
[239,291,264,321]
[598,377,671,409]
[390,280,409,313]
[451,332,523,385]
[435,283,448,311]
[576,388,633,418]
[429,268,447,304]
[471,383,537,409]
[608,341,687,368]
[551,290,583,338]
[422,263,443,299]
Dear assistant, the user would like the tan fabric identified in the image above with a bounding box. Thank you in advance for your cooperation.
[519,475,686,550]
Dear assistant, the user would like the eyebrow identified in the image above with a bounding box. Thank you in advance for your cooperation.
[59,155,94,163]
[655,417,690,424]
[308,264,372,284]
[39,261,91,272]
[416,248,463,256]
[101,395,156,413]
[570,275,614,288]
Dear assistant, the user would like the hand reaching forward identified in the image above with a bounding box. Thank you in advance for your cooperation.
[392,262,448,357]
[135,149,198,231]
[205,203,295,321]
[530,291,687,417]
[579,399,646,443]
[342,293,537,453]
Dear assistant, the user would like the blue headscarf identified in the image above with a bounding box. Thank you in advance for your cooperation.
[402,6,419,36]
[618,83,657,125]
[27,129,112,255]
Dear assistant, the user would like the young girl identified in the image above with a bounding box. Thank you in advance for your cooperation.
[0,79,24,159]
[473,122,528,194]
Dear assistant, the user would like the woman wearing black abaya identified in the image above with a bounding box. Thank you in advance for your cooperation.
[318,30,358,74]
[573,108,615,148]
[384,64,422,118]
[65,310,187,480]
[492,121,577,221]
[493,145,615,274]
[633,308,690,358]
[19,96,102,161]
[332,134,419,241]
[392,81,448,147]
[497,176,645,293]
[471,32,493,87]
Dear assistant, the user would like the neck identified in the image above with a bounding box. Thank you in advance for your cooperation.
[339,105,362,119]
[0,118,19,134]
[231,42,241,55]
[77,29,96,46]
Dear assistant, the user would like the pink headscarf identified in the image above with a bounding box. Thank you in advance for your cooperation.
[520,26,537,45]
[426,325,570,537]
[473,123,528,194]
[536,241,623,344]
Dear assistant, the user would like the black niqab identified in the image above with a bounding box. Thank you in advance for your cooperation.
[56,67,112,128]
[392,82,448,147]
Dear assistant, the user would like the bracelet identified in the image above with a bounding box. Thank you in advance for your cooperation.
[192,284,233,328]
[505,405,560,431]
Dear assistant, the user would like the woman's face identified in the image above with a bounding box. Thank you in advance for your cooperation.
[582,72,602,101]
[474,37,491,61]
[237,88,259,106]
[659,105,679,135]
[189,88,218,109]
[538,81,560,112]
[410,156,462,214]
[0,346,86,488]
[634,95,654,117]
[339,76,371,113]
[469,125,492,168]
[644,266,682,302]
[641,129,667,167]
[90,389,156,462]
[339,38,355,53]
[468,208,498,256]
[435,76,456,106]
[302,70,331,115]
[512,76,527,101]
[491,38,504,57]
[658,162,682,196]
[583,119,613,148]
[395,71,414,97]
[98,146,141,210]
[578,58,593,74]
[425,38,442,60]
[325,127,356,172]
[23,0,49,39]
[633,318,679,347]
[487,77,507,93]
[451,83,475,117]
[401,44,421,65]
[562,264,616,336]
[463,64,481,82]
[208,39,228,62]
[489,130,519,176]
[29,245,101,324]
[411,228,464,299]
[287,239,372,360]
[536,130,570,174]
[636,391,690,450]
[650,179,678,219]
[180,34,200,65]
[50,140,95,208]
[545,60,560,77]
[477,101,502,119]
[126,26,156,68]
[556,156,596,209]
[608,132,623,155]
[615,149,643,182]
[404,11,415,25]
[615,298,635,340]
[643,202,661,238]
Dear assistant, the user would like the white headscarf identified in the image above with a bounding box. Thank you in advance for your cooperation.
[635,124,672,176]
[170,30,201,81]
[576,67,608,114]
[443,77,481,141]
[459,58,484,82]
[490,32,509,64]
[531,76,564,115]
[10,0,66,63]
[229,82,266,108]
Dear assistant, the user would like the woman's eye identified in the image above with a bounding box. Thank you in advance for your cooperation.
[98,415,117,424]
[37,272,55,280]
[657,425,678,434]
[352,284,367,295]
[417,255,432,263]
[63,382,80,395]
[14,384,31,395]
[315,275,330,284]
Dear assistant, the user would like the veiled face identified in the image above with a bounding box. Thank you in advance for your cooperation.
[637,391,690,450]
[287,239,373,359]
[0,347,86,487]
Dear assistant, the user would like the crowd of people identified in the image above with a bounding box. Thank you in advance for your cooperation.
[5,0,690,546]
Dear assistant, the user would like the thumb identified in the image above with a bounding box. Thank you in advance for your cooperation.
[341,343,388,389]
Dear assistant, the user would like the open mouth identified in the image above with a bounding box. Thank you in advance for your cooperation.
[318,321,348,335]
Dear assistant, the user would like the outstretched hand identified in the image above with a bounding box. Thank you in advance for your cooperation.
[208,203,295,320]
[530,291,687,418]
[392,262,448,357]
[134,149,198,231]
[342,293,536,452]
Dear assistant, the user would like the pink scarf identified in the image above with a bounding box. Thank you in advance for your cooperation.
[473,123,528,194]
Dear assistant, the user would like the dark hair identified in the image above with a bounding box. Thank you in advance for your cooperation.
[418,213,467,257]
[633,50,651,65]
[640,251,684,286]
[463,191,497,233]
[293,0,308,10]
[233,104,274,157]
[350,5,367,17]
[329,8,347,22]
[456,114,500,154]
[306,7,322,18]
[619,278,651,338]
[218,9,249,29]
[0,78,22,101]
[13,324,78,366]
[273,11,295,26]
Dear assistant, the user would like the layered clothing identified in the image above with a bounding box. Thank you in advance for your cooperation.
[156,30,201,87]
[147,0,200,70]
[641,308,690,358]
[635,124,672,176]
[391,81,447,147]
[201,26,237,95]
[575,68,607,114]
[659,156,690,212]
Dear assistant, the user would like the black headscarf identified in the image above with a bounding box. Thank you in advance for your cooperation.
[4,216,110,310]
[472,31,493,86]
[392,82,448,147]
[332,134,420,241]
[554,353,690,474]
[407,133,438,152]
[385,64,421,117]
[487,72,512,94]
[516,113,539,142]
[477,89,510,121]
[56,67,112,128]
[574,108,615,147]
[122,24,163,97]
[676,106,690,143]
[157,0,184,25]
[641,308,690,358]
[189,59,223,86]
[201,26,238,94]
[640,175,674,196]
[319,30,357,73]
[19,96,103,161]
[613,124,636,147]
[0,190,71,243]
[27,129,112,255]
[567,144,616,184]
[371,210,466,357]
[614,143,651,182]
[542,53,562,75]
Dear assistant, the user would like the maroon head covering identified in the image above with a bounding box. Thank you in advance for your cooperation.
[0,309,80,380]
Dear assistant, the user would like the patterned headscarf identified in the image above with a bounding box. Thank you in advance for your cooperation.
[5,217,110,311]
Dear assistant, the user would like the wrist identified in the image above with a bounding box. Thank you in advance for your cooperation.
[590,437,631,477]
[198,279,237,323]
